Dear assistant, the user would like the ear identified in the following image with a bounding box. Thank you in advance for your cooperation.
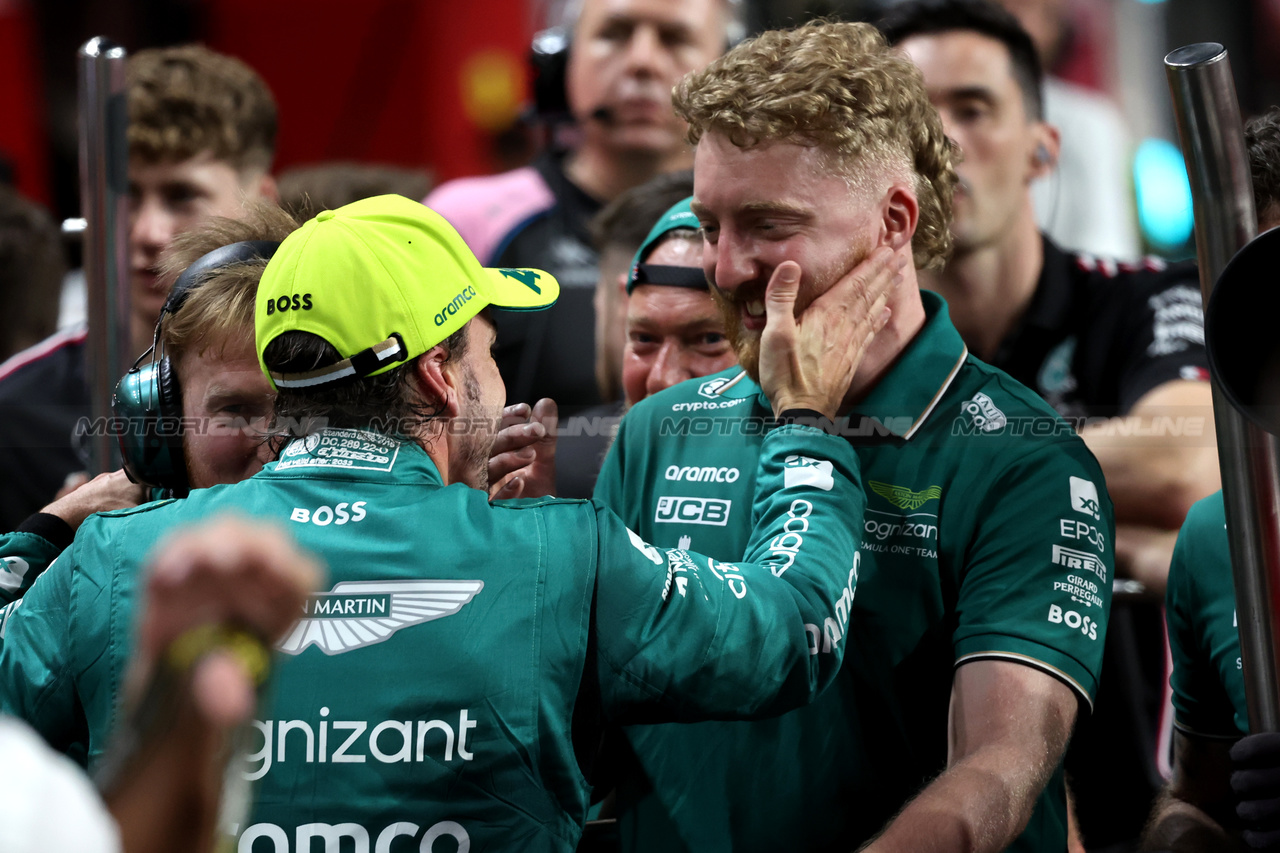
[879,184,919,254]
[1029,122,1061,181]
[616,271,628,300]
[414,345,462,419]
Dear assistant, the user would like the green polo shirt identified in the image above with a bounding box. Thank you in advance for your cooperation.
[595,291,1115,853]
[1167,491,1247,738]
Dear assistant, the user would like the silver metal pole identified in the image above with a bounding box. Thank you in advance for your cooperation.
[78,37,130,475]
[1166,43,1280,732]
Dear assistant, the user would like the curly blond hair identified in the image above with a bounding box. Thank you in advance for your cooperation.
[128,45,277,174]
[673,20,956,270]
[159,201,298,366]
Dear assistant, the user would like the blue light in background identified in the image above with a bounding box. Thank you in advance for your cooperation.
[1134,137,1194,250]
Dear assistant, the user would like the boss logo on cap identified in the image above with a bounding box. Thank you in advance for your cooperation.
[266,293,314,315]
[434,285,477,326]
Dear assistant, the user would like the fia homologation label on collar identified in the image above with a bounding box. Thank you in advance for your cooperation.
[276,429,400,473]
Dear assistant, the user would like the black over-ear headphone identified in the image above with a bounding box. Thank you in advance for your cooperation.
[528,13,746,123]
[530,27,572,122]
[113,240,280,494]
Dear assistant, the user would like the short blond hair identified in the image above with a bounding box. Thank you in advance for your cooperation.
[673,20,957,270]
[159,201,298,365]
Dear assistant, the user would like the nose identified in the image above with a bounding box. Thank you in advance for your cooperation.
[624,24,665,78]
[646,341,691,397]
[130,196,174,256]
[707,234,755,295]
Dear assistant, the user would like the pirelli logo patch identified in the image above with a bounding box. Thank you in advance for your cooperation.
[1052,544,1107,582]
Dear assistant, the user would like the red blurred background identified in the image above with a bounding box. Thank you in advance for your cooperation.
[0,0,534,215]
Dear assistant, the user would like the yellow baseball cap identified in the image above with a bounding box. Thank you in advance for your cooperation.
[256,194,559,390]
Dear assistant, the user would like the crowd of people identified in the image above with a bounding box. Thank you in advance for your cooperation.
[0,0,1275,850]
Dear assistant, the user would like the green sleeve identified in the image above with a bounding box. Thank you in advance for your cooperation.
[951,439,1114,709]
[0,529,70,605]
[1167,494,1240,738]
[0,551,84,757]
[593,411,630,524]
[593,424,863,723]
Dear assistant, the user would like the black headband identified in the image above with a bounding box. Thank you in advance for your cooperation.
[631,264,709,291]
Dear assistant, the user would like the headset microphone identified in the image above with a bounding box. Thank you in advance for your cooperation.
[589,105,616,125]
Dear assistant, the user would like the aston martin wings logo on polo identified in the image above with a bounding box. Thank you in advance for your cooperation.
[278,579,484,656]
[868,481,942,511]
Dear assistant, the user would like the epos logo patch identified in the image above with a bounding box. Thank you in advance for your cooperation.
[698,377,732,398]
[655,496,732,526]
[1069,476,1101,519]
[1059,518,1106,552]
[784,455,834,491]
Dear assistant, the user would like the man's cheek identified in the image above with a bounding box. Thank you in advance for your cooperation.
[703,351,738,376]
[621,356,651,405]
[205,416,241,437]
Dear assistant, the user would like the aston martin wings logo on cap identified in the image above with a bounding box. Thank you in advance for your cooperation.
[278,579,484,656]
[869,481,942,511]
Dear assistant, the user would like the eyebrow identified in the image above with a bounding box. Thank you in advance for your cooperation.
[601,13,692,36]
[207,388,269,404]
[628,315,724,331]
[689,200,810,219]
[740,200,809,217]
[945,85,999,104]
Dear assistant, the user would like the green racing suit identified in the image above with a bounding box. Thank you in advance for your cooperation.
[0,422,864,852]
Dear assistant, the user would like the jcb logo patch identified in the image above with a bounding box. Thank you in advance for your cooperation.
[655,496,732,526]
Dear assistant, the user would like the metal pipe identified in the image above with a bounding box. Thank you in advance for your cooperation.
[1166,43,1280,732]
[77,37,131,475]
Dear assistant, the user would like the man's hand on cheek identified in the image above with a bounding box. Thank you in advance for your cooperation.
[758,248,903,419]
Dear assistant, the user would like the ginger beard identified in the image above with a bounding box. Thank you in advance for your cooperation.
[708,237,872,381]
